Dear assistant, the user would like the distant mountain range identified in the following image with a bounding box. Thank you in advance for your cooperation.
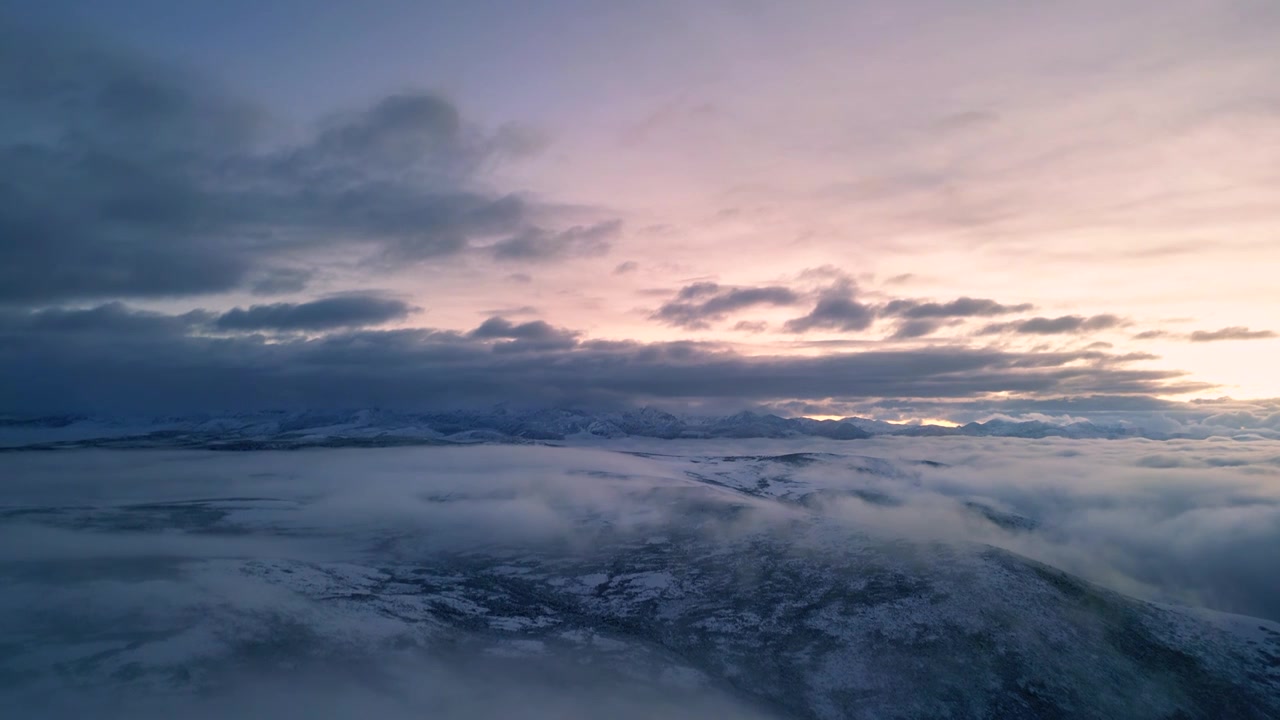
[0,408,1148,450]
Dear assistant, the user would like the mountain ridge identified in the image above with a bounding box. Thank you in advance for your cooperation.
[0,408,1149,450]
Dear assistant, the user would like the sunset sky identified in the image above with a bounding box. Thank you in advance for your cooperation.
[2,0,1278,423]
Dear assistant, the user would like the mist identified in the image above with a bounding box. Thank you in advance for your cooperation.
[3,439,1279,717]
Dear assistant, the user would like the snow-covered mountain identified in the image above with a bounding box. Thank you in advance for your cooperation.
[0,408,1149,450]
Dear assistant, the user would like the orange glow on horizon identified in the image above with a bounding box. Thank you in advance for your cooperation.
[885,418,963,428]
[802,415,962,427]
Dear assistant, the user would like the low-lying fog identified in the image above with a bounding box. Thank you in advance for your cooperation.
[2,436,1278,718]
[7,436,1276,619]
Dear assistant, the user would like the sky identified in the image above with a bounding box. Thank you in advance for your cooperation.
[2,0,1279,421]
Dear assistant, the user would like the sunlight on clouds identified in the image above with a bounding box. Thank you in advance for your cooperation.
[1162,338,1280,401]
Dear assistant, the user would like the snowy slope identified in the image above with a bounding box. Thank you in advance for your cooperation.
[1,444,1277,719]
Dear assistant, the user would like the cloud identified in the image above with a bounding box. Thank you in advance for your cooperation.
[873,296,1037,339]
[980,314,1124,335]
[1189,327,1277,342]
[3,438,1280,719]
[0,442,789,717]
[298,92,467,173]
[214,295,417,331]
[652,283,800,330]
[490,220,621,261]
[687,436,1280,623]
[470,317,573,341]
[881,437,1280,622]
[889,318,943,340]
[1,302,211,335]
[482,305,540,317]
[783,283,875,333]
[249,268,315,296]
[613,261,639,275]
[0,306,1202,414]
[882,296,1033,319]
[469,316,579,351]
[0,22,605,306]
[1131,328,1276,343]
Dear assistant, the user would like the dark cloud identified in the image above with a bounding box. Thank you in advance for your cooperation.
[1189,327,1277,342]
[469,316,579,352]
[0,23,607,306]
[297,93,466,174]
[783,283,876,333]
[613,261,639,275]
[882,297,1033,319]
[490,220,620,261]
[1,302,210,336]
[249,268,315,296]
[653,283,800,330]
[1133,330,1170,340]
[876,294,1031,338]
[889,319,943,339]
[0,306,1200,414]
[980,314,1124,335]
[214,295,417,332]
[768,285,1033,338]
[470,317,571,342]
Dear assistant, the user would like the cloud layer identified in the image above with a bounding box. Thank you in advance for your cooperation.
[654,283,801,330]
[0,10,1276,415]
[0,302,1206,415]
[0,23,613,306]
[214,296,417,331]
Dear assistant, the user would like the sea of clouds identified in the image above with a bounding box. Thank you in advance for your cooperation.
[2,436,1278,717]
